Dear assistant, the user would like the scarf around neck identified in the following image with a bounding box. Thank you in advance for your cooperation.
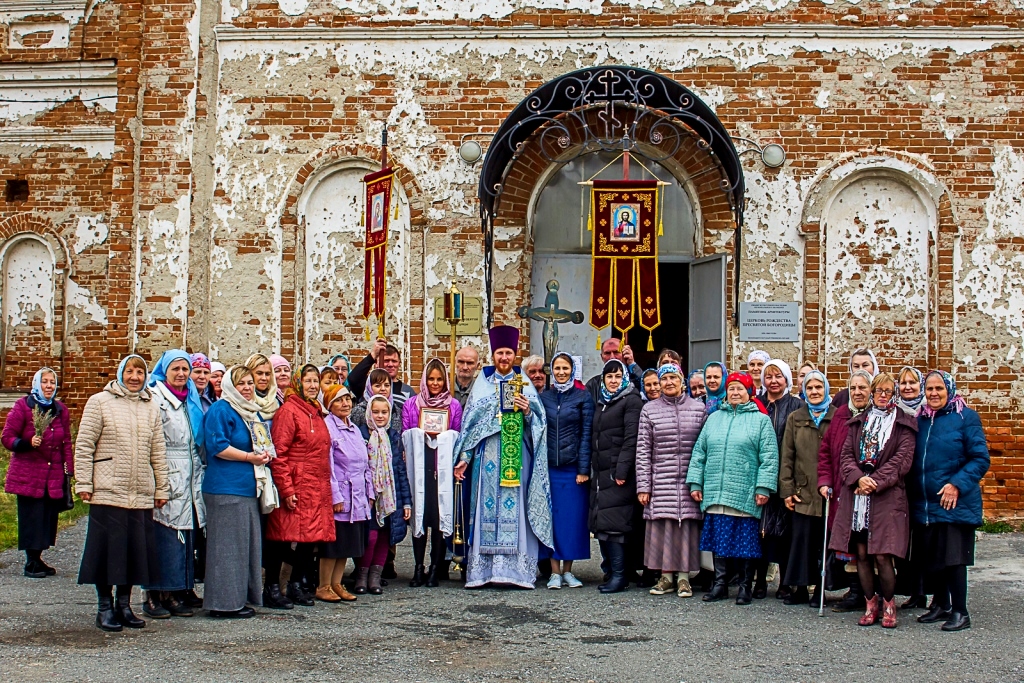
[221,367,268,423]
[896,366,925,414]
[550,352,576,394]
[859,401,897,467]
[364,397,397,524]
[703,361,728,412]
[599,359,631,404]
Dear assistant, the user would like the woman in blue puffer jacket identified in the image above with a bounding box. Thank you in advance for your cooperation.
[538,353,595,589]
[908,371,989,633]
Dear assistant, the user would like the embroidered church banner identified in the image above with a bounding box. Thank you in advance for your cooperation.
[363,167,394,321]
[589,179,660,336]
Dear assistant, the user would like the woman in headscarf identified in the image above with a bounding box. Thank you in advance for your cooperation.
[908,371,990,632]
[266,365,335,607]
[747,350,770,397]
[2,367,73,578]
[245,353,280,425]
[400,358,463,588]
[636,363,706,598]
[270,354,291,404]
[356,395,411,595]
[75,355,169,631]
[687,372,778,606]
[687,370,705,401]
[141,351,207,620]
[209,362,226,399]
[756,359,805,600]
[829,372,917,629]
[319,384,372,602]
[352,368,402,432]
[589,359,644,594]
[833,348,879,406]
[328,354,351,387]
[896,367,924,416]
[538,352,594,590]
[202,365,270,618]
[778,370,834,606]
[703,362,728,415]
[190,353,216,412]
[817,369,872,613]
[640,369,661,402]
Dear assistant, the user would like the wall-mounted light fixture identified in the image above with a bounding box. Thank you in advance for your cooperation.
[733,137,787,169]
[458,133,488,164]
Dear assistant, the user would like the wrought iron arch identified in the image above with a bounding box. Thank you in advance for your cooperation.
[477,65,745,325]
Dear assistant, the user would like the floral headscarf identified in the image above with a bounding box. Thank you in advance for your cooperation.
[896,366,925,415]
[285,364,321,408]
[415,358,453,411]
[364,395,397,525]
[599,359,632,405]
[919,370,967,418]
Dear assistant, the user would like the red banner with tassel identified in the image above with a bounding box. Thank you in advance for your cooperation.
[362,167,394,325]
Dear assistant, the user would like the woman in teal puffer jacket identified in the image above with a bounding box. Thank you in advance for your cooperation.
[687,372,778,606]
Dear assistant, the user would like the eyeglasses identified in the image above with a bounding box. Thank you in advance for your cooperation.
[874,388,895,397]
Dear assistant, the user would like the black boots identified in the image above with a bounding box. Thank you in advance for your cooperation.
[287,581,314,606]
[425,564,440,588]
[409,565,426,587]
[598,542,628,594]
[702,556,730,602]
[752,560,768,600]
[736,561,755,606]
[163,591,195,617]
[96,585,122,632]
[24,550,54,578]
[115,586,146,628]
[368,565,385,595]
[832,573,867,613]
[784,586,810,605]
[941,612,971,632]
[143,591,170,619]
[262,583,294,610]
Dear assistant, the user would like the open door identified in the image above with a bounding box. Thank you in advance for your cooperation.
[689,254,726,370]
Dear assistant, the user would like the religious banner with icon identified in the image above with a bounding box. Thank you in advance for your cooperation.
[588,179,661,348]
[362,167,396,328]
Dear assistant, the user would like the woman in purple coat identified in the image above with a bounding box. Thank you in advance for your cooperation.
[2,367,73,578]
[317,384,373,603]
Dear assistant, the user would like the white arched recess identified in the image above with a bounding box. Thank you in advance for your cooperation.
[816,160,940,375]
[297,158,411,369]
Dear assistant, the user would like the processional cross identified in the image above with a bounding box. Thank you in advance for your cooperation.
[517,279,585,367]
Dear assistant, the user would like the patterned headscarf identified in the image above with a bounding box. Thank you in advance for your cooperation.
[703,361,729,414]
[416,358,453,410]
[285,364,321,408]
[364,395,397,525]
[847,370,874,418]
[657,363,683,380]
[550,352,577,394]
[896,366,925,415]
[599,359,631,404]
[748,349,770,366]
[919,370,967,418]
[802,370,832,427]
[190,353,212,370]
[30,367,57,406]
[328,354,351,387]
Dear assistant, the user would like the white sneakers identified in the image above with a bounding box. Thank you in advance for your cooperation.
[547,572,583,589]
[562,572,583,588]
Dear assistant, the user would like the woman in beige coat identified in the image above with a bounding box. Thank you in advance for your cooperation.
[76,354,169,632]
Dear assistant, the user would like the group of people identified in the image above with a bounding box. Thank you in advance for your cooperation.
[3,329,989,635]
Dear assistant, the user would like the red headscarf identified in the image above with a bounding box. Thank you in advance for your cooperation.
[726,372,768,415]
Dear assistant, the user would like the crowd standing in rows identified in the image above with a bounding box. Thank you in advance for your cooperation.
[3,330,990,635]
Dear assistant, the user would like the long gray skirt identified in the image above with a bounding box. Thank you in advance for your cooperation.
[203,493,262,612]
[644,518,701,573]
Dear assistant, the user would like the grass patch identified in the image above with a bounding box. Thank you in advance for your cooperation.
[979,519,1019,534]
[0,445,89,553]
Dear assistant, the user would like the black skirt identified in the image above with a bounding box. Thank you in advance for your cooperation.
[422,445,440,531]
[782,511,824,587]
[17,493,61,551]
[77,504,156,586]
[912,523,976,571]
[321,520,368,559]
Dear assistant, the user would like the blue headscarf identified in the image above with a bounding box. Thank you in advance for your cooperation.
[599,359,631,404]
[685,369,704,399]
[802,370,832,427]
[117,354,149,392]
[30,367,57,406]
[703,361,728,414]
[328,354,351,387]
[149,350,205,445]
[550,352,576,394]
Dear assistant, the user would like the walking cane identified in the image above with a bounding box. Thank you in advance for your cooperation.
[818,489,832,616]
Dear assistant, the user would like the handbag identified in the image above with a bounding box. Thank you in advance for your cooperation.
[59,462,75,512]
[759,494,790,539]
[258,464,280,514]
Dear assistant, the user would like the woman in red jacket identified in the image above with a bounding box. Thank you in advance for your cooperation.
[266,364,335,608]
[2,367,73,578]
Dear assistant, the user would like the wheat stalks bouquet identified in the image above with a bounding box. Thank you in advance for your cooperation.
[32,405,56,439]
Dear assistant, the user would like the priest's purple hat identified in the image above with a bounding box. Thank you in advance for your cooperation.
[488,325,520,353]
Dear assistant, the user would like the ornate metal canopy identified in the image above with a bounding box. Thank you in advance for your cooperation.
[476,66,747,324]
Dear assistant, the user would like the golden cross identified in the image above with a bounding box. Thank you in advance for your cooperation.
[506,373,528,410]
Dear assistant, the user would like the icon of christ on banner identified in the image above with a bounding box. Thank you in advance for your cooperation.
[611,203,640,241]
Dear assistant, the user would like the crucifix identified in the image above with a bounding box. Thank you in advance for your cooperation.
[517,279,585,368]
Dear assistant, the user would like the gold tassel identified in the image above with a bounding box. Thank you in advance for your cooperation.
[658,216,664,237]
[392,201,399,220]
[377,321,385,339]
[360,210,365,227]
[596,333,601,351]
[647,331,654,352]
[657,187,664,236]
[364,321,371,341]
[587,188,594,232]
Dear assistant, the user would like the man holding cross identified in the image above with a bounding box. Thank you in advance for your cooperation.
[453,325,553,588]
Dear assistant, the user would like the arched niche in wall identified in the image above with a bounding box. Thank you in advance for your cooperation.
[0,234,58,387]
[297,158,411,367]
[820,170,935,375]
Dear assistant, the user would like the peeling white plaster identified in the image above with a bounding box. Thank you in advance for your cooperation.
[66,277,108,326]
[277,0,310,14]
[815,88,830,109]
[2,237,54,328]
[689,84,728,113]
[74,215,108,254]
[958,145,1024,341]
[8,22,69,50]
[146,195,192,328]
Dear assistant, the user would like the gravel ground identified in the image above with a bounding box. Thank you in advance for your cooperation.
[1,520,1022,682]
